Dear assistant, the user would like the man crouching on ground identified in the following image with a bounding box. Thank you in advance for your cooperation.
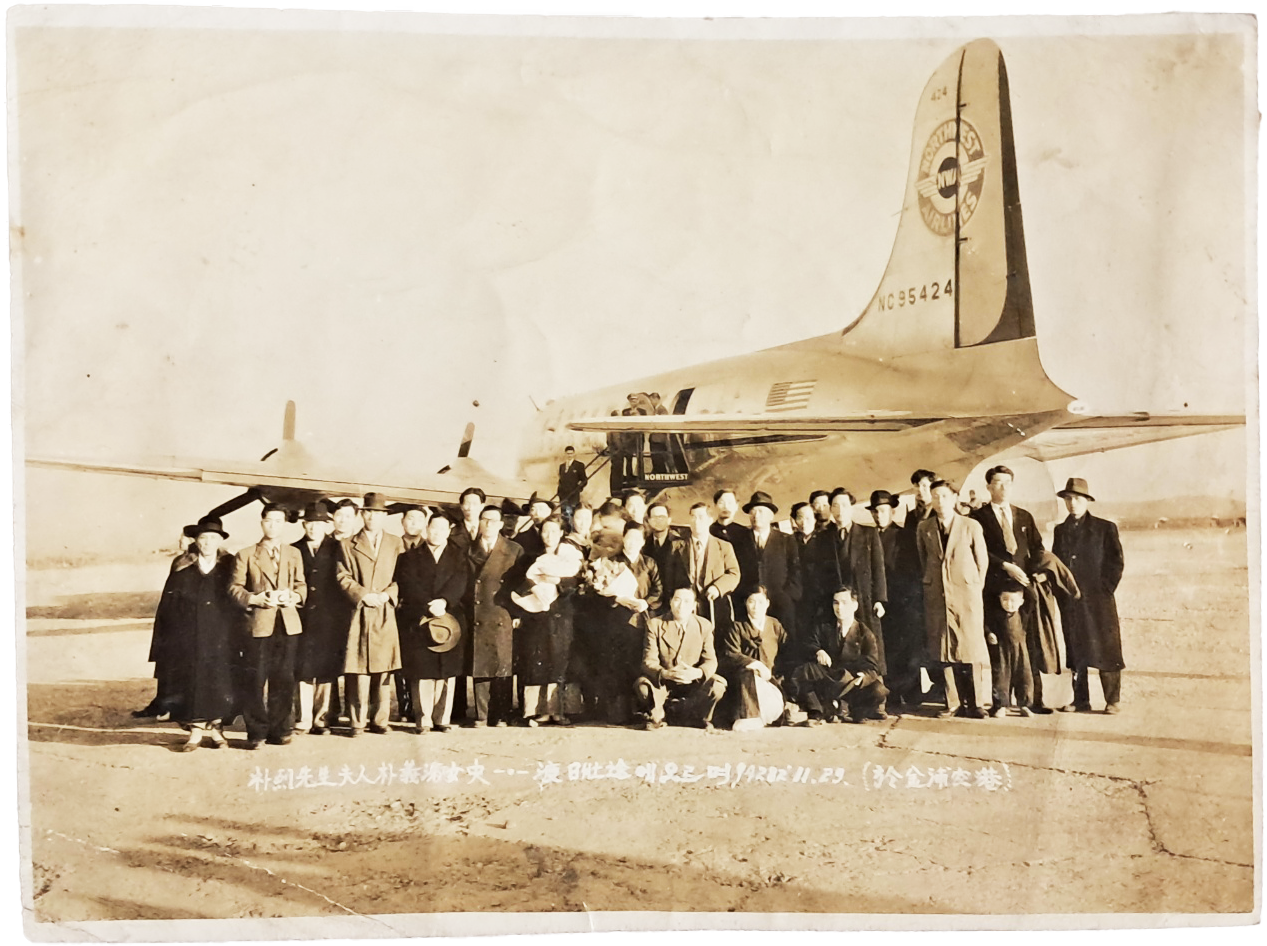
[791,585,888,725]
[635,587,727,732]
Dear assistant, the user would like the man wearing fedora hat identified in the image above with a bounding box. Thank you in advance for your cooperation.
[732,492,802,648]
[1052,478,1126,714]
[336,492,404,736]
[396,512,469,733]
[230,505,308,748]
[292,502,346,735]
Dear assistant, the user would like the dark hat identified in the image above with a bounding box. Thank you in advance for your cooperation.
[189,517,229,540]
[421,613,462,653]
[866,490,900,511]
[302,502,332,523]
[999,577,1028,595]
[525,491,555,512]
[1056,477,1096,502]
[742,491,779,515]
[362,492,390,512]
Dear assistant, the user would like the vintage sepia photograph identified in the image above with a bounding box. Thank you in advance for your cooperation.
[8,2,1259,938]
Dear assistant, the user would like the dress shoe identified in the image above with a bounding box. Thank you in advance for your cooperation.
[869,710,889,721]
[846,715,866,724]
[471,720,487,728]
[415,726,431,735]
[246,739,265,750]
[526,718,540,728]
[1031,705,1054,715]
[368,724,389,735]
[1017,706,1034,718]
[434,725,451,733]
[1104,703,1121,715]
[1059,704,1091,713]
[552,716,574,727]
[155,712,172,722]
[935,708,958,719]
[963,706,987,719]
[989,706,1007,718]
[266,735,293,746]
[132,704,160,719]
[348,729,363,738]
[494,720,508,728]
[310,726,328,735]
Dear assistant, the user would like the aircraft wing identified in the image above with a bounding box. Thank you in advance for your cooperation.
[1007,413,1245,462]
[567,412,934,434]
[26,454,535,506]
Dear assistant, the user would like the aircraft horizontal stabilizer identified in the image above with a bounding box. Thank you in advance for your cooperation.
[1008,414,1244,462]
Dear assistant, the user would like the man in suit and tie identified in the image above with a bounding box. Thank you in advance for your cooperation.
[336,492,404,736]
[400,506,429,552]
[918,480,991,719]
[645,501,690,603]
[448,488,486,557]
[635,587,727,730]
[684,503,742,634]
[734,492,802,645]
[464,504,525,727]
[230,504,308,748]
[970,465,1052,714]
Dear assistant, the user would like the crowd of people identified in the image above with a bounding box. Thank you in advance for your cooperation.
[136,459,1126,751]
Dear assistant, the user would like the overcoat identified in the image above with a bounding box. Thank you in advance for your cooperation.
[646,529,691,602]
[1029,550,1081,675]
[229,541,308,637]
[810,524,887,665]
[336,531,404,674]
[396,542,470,679]
[730,527,802,636]
[161,554,239,723]
[1052,513,1124,672]
[917,513,989,666]
[293,535,348,680]
[464,535,524,678]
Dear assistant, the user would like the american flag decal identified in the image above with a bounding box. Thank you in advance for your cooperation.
[765,380,816,412]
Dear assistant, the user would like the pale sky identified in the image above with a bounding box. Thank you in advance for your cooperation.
[12,11,1253,559]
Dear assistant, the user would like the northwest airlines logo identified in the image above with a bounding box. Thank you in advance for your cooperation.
[916,119,987,236]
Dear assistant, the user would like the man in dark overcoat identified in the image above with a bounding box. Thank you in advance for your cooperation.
[810,488,887,668]
[396,513,469,732]
[645,501,690,605]
[1052,478,1126,714]
[464,504,524,727]
[292,503,346,734]
[731,491,802,643]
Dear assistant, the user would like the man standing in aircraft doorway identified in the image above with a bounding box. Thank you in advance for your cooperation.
[557,446,588,527]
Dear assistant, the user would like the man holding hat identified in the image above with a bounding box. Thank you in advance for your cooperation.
[292,502,345,735]
[1052,478,1126,714]
[733,491,802,647]
[336,492,404,735]
[396,511,469,733]
[230,504,308,748]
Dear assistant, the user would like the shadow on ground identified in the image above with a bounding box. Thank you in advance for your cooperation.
[27,591,161,621]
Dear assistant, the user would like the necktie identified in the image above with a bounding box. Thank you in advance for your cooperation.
[1002,506,1017,555]
[693,541,704,588]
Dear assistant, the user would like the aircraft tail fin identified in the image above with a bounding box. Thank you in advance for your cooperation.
[841,39,1035,356]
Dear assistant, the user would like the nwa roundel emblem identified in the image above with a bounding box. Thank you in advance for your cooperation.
[916,119,987,236]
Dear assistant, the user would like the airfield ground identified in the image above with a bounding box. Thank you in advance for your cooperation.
[20,526,1257,934]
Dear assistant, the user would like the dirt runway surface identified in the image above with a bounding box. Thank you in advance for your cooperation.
[20,527,1257,934]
